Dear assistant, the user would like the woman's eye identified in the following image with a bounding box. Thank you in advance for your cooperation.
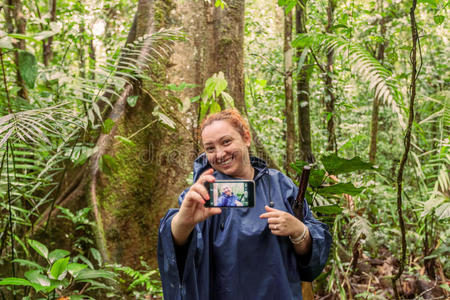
[223,139,231,145]
[206,147,215,153]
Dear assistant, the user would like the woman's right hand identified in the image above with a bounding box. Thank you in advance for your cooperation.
[171,169,221,246]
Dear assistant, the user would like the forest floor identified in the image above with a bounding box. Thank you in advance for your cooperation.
[315,247,449,299]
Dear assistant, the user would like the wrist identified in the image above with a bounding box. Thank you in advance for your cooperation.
[289,224,308,245]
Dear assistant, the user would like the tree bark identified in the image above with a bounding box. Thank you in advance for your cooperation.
[325,0,337,153]
[284,10,295,175]
[296,1,314,163]
[88,0,196,268]
[5,0,27,99]
[43,0,57,66]
[208,0,245,109]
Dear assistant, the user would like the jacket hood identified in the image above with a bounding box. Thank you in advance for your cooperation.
[192,153,268,182]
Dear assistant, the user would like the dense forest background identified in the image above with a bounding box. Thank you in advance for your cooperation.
[0,0,448,299]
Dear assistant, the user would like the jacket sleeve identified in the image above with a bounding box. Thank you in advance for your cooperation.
[281,173,332,282]
[298,199,332,281]
[157,189,206,300]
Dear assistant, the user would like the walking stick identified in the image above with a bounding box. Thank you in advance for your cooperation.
[291,165,314,300]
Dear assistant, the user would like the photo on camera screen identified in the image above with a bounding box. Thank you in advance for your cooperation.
[207,181,254,207]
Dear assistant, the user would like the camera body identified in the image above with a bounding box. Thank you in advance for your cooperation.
[204,180,255,208]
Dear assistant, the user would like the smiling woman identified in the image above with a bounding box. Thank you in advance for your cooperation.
[201,110,253,180]
[157,109,332,300]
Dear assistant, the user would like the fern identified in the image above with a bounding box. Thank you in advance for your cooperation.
[0,29,185,260]
[293,33,405,128]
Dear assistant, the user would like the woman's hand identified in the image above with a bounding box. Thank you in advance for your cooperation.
[259,205,305,237]
[260,205,312,255]
[171,169,221,246]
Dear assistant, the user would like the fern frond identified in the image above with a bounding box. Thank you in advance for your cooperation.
[348,214,374,248]
[293,33,405,128]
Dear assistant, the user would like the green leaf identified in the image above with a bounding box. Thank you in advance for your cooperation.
[11,258,44,271]
[317,182,364,196]
[90,248,102,266]
[50,257,70,280]
[48,249,70,264]
[18,51,38,89]
[102,118,115,134]
[114,135,136,147]
[0,277,33,286]
[67,263,87,277]
[322,154,374,175]
[202,77,216,101]
[127,95,138,107]
[311,204,343,215]
[221,91,235,108]
[310,169,326,188]
[434,15,444,25]
[214,72,228,96]
[210,101,221,114]
[28,239,49,259]
[25,270,50,287]
[75,269,116,282]
[154,111,176,130]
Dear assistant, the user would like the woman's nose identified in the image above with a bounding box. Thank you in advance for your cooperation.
[216,147,226,159]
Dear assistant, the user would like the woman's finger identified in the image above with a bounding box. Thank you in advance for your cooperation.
[266,217,279,224]
[184,190,206,206]
[260,212,279,219]
[205,207,222,217]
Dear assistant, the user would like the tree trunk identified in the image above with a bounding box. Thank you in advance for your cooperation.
[296,2,315,298]
[284,10,295,175]
[325,0,337,153]
[5,0,27,99]
[43,0,57,66]
[202,0,280,169]
[207,0,245,109]
[369,0,388,164]
[296,1,313,163]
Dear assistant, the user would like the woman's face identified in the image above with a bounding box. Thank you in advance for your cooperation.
[202,120,252,179]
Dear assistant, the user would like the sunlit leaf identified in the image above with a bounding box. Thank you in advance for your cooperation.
[317,182,364,196]
[50,257,70,280]
[322,154,374,175]
[48,249,70,264]
[28,239,49,259]
[127,95,138,107]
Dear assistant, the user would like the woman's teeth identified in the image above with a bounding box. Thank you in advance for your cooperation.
[220,158,233,165]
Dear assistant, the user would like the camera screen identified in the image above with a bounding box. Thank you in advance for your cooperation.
[206,181,254,207]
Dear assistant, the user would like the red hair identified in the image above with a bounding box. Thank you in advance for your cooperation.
[200,109,251,140]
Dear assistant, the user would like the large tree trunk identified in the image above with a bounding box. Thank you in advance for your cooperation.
[284,10,295,175]
[199,0,280,169]
[296,1,314,163]
[89,0,193,268]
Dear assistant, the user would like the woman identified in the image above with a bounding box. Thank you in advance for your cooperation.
[158,109,331,300]
[217,185,242,207]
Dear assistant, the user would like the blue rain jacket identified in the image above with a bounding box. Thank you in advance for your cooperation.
[158,154,332,300]
[217,193,240,207]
